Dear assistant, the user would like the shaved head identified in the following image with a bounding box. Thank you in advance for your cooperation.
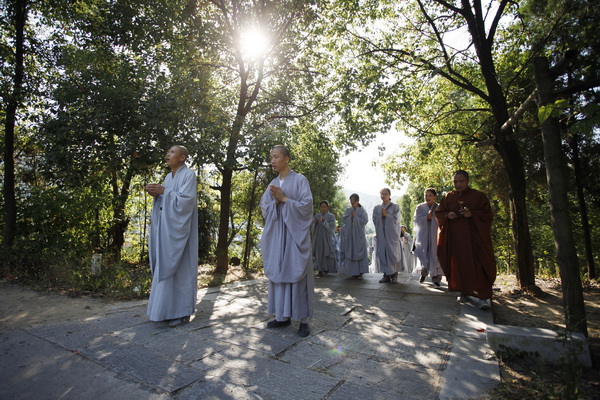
[172,145,189,159]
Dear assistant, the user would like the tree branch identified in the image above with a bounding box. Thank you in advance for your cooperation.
[359,47,490,101]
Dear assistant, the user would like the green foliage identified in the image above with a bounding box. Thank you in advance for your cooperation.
[3,0,599,297]
[399,193,414,232]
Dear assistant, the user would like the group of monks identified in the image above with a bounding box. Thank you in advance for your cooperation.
[144,144,496,337]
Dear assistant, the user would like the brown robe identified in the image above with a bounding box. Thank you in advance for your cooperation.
[435,187,496,299]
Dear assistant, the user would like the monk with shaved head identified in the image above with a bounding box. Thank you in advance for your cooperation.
[145,145,198,327]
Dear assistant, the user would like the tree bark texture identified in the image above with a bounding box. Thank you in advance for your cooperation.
[242,169,259,269]
[534,56,588,335]
[462,0,537,290]
[569,133,596,279]
[216,114,246,275]
[3,0,28,258]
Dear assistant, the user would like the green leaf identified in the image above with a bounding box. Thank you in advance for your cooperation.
[538,105,553,123]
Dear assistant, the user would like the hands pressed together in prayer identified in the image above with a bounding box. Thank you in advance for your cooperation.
[145,183,165,197]
[381,206,387,217]
[427,210,433,220]
[269,185,288,205]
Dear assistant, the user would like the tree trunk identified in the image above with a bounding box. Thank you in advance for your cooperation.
[215,113,247,274]
[569,133,596,279]
[3,0,28,261]
[242,169,260,269]
[216,168,233,274]
[462,0,538,291]
[494,140,538,291]
[534,56,588,335]
[108,161,136,257]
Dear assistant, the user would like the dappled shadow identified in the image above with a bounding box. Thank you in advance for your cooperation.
[1,271,464,399]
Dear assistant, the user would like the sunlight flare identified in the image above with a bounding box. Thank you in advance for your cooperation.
[238,28,270,60]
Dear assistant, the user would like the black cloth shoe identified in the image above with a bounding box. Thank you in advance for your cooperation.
[267,319,291,328]
[419,275,426,283]
[298,323,310,337]
[168,316,190,327]
[434,281,441,287]
[379,274,391,283]
[391,272,398,283]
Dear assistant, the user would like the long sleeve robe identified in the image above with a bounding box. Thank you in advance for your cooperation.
[369,236,380,273]
[340,206,369,276]
[312,211,337,273]
[260,170,314,321]
[413,202,444,278]
[147,164,198,322]
[400,231,414,274]
[435,187,496,299]
[372,202,402,275]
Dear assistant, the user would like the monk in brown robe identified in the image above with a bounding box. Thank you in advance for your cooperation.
[435,170,496,310]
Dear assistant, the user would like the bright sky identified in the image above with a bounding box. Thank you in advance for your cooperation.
[338,129,414,195]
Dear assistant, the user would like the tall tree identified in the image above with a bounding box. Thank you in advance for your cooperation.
[1,0,28,257]
[534,55,588,335]
[38,0,214,256]
[339,0,542,290]
[201,0,351,274]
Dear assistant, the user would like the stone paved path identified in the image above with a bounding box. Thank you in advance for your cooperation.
[0,272,499,399]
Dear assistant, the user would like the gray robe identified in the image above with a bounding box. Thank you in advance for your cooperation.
[147,164,198,321]
[369,235,380,273]
[401,231,414,273]
[413,202,444,278]
[340,206,369,275]
[312,211,337,273]
[372,202,402,275]
[260,170,314,321]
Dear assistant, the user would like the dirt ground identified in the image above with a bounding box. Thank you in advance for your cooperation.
[491,275,600,399]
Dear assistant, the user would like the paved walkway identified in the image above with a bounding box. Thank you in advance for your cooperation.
[0,272,499,399]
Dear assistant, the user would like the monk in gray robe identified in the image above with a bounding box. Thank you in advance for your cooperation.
[413,188,444,286]
[400,225,414,274]
[260,145,314,337]
[369,235,380,273]
[340,193,369,279]
[312,200,337,277]
[146,145,198,327]
[372,188,402,283]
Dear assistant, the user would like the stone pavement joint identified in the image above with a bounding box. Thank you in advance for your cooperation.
[0,273,501,399]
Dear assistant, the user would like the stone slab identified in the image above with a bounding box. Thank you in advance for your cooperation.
[279,339,349,370]
[177,378,261,400]
[31,322,202,393]
[0,330,168,400]
[486,325,592,368]
[326,355,440,398]
[101,344,201,392]
[308,329,448,368]
[192,325,301,357]
[402,312,458,332]
[192,348,341,399]
[326,380,419,400]
[439,350,500,400]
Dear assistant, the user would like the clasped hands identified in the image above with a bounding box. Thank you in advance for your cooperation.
[448,209,472,220]
[269,185,288,204]
[145,183,164,197]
